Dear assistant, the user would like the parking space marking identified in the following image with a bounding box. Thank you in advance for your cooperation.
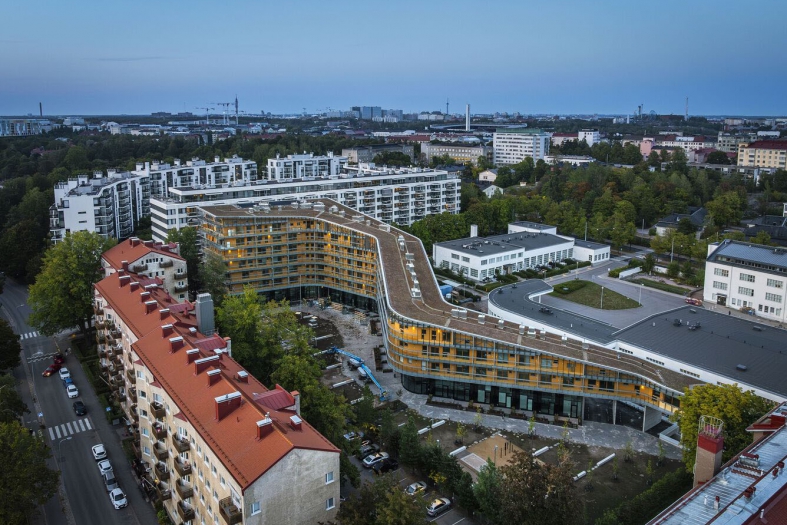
[48,427,55,440]
[451,519,466,525]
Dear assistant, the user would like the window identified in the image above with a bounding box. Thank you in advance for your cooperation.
[738,287,754,297]
[143,446,151,456]
[250,502,261,516]
[713,281,728,290]
[714,268,729,277]
[767,278,783,288]
[739,273,755,282]
[326,498,335,510]
[765,293,782,303]
[326,471,334,484]
[451,254,459,260]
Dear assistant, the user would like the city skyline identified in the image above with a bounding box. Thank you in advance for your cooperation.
[2,0,787,116]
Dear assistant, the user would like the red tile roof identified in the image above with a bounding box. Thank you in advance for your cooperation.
[102,238,183,271]
[745,140,787,150]
[94,271,338,491]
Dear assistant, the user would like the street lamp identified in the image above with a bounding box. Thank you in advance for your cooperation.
[58,436,72,460]
[639,284,643,306]
[600,286,604,310]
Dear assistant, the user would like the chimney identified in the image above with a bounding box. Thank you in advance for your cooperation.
[195,293,215,335]
[291,390,301,416]
[186,348,200,364]
[714,496,720,510]
[129,238,140,247]
[144,300,157,313]
[159,308,170,320]
[207,369,222,387]
[139,291,150,303]
[122,260,129,272]
[289,415,302,431]
[194,355,220,374]
[224,337,232,357]
[143,240,154,247]
[214,391,242,421]
[236,370,249,383]
[694,416,724,488]
[119,275,131,287]
[470,224,478,238]
[161,324,174,337]
[256,415,273,439]
[169,336,184,352]
[465,103,470,132]
[131,281,142,292]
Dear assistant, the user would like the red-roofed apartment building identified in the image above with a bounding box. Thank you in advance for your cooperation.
[101,237,189,300]
[94,270,339,524]
[738,140,787,170]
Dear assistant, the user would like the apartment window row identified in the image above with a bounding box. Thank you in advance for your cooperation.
[680,368,700,379]
[767,278,783,289]
[739,273,755,282]
[714,268,729,277]
[645,356,665,366]
[738,287,755,297]
[712,281,728,291]
[765,292,782,303]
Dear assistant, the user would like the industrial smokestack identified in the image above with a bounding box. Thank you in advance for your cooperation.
[465,104,470,132]
[39,102,42,117]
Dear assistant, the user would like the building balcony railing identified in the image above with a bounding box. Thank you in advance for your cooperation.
[174,457,192,477]
[153,443,168,461]
[129,388,137,402]
[174,284,188,293]
[154,461,170,481]
[175,480,193,499]
[126,369,137,384]
[130,404,139,420]
[151,401,166,419]
[177,501,195,521]
[132,263,148,272]
[175,270,188,278]
[159,260,173,268]
[171,434,190,453]
[93,305,104,316]
[219,497,243,525]
[153,422,167,439]
[154,479,171,501]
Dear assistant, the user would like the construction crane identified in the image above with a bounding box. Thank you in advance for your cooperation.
[211,102,233,125]
[314,346,388,401]
[195,107,213,126]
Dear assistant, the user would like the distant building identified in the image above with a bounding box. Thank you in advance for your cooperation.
[737,140,787,170]
[360,106,382,120]
[742,214,787,247]
[654,207,707,237]
[544,154,594,166]
[341,144,415,164]
[478,169,498,183]
[421,143,489,165]
[578,129,600,146]
[0,118,57,136]
[550,132,578,146]
[100,237,188,299]
[493,128,551,165]
[483,185,503,198]
[266,152,347,180]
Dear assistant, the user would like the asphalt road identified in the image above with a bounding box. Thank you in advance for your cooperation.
[0,279,157,525]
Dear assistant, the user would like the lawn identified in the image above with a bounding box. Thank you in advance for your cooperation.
[550,280,640,310]
[631,278,690,296]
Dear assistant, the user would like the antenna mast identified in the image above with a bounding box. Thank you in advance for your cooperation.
[685,97,689,121]
[446,98,449,116]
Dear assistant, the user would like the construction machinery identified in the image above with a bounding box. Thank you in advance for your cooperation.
[315,346,388,401]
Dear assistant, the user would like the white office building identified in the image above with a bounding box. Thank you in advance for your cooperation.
[50,170,150,243]
[703,240,787,322]
[150,164,460,242]
[0,119,58,136]
[493,128,551,165]
[578,129,600,147]
[266,152,347,181]
[136,155,258,198]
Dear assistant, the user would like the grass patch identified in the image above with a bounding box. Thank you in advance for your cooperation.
[549,280,640,310]
[475,282,506,293]
[631,278,690,296]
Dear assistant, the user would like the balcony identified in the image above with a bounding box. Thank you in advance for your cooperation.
[219,497,243,525]
[154,480,171,501]
[177,501,195,521]
[129,388,137,402]
[159,260,174,268]
[132,263,148,273]
[93,305,104,316]
[130,404,139,421]
[153,422,167,439]
[175,480,193,499]
[174,457,192,477]
[174,284,189,293]
[153,443,168,461]
[151,401,166,419]
[171,433,190,453]
[154,461,170,482]
[126,369,137,384]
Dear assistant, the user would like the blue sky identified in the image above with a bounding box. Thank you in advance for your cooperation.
[2,0,786,116]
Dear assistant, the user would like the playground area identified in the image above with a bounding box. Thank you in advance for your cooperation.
[459,433,525,480]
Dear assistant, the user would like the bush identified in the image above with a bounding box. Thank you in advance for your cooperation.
[648,228,657,236]
[594,468,692,525]
[552,280,587,294]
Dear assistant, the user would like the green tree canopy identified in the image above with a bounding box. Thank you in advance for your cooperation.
[0,421,60,524]
[167,226,200,295]
[670,384,774,472]
[336,473,428,525]
[198,252,228,306]
[0,375,28,424]
[0,319,21,371]
[474,459,502,523]
[706,151,730,165]
[28,231,116,335]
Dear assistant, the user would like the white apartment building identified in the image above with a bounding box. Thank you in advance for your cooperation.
[0,118,58,136]
[578,129,600,147]
[101,237,188,300]
[493,128,551,165]
[266,152,347,181]
[658,135,717,154]
[137,155,258,198]
[94,273,340,525]
[421,143,490,165]
[704,240,787,323]
[50,170,150,243]
[150,164,459,242]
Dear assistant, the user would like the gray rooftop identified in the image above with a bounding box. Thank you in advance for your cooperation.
[436,232,571,257]
[509,221,556,231]
[708,239,787,274]
[573,239,608,250]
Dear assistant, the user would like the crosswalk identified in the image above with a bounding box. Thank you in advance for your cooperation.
[48,417,94,440]
[20,331,41,340]
[27,351,60,364]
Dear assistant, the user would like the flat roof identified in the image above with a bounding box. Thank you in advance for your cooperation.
[709,240,787,273]
[509,221,556,231]
[435,232,571,257]
[573,239,609,250]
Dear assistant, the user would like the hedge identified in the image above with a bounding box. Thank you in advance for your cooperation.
[594,468,692,525]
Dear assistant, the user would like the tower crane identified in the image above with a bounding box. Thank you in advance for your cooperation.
[195,107,214,126]
[212,102,233,125]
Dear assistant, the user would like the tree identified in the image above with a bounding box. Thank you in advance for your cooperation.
[706,191,744,227]
[751,230,773,246]
[354,386,377,431]
[670,383,774,472]
[216,286,263,368]
[0,421,60,524]
[666,261,680,279]
[681,260,695,280]
[198,252,228,306]
[642,253,656,275]
[498,452,581,525]
[676,218,697,235]
[706,151,730,165]
[372,151,412,167]
[0,319,21,371]
[474,459,502,523]
[336,473,427,525]
[0,375,28,424]
[398,416,421,468]
[28,231,116,336]
[167,227,200,294]
[455,422,466,445]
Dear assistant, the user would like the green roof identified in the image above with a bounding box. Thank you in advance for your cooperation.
[495,128,544,134]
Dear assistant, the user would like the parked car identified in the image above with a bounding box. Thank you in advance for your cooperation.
[73,401,87,416]
[42,364,61,377]
[58,367,71,381]
[109,488,127,509]
[405,481,427,496]
[426,497,451,517]
[357,441,380,459]
[103,472,118,492]
[92,444,107,460]
[372,457,399,474]
[97,459,113,476]
[362,452,389,468]
[343,431,364,442]
[66,384,79,398]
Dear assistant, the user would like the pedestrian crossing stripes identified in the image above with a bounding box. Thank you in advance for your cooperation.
[20,331,40,340]
[26,351,60,364]
[48,417,93,441]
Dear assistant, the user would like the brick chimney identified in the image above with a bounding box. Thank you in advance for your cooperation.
[169,336,184,352]
[122,260,129,271]
[119,275,131,287]
[289,415,302,431]
[139,291,150,303]
[207,369,222,387]
[144,240,154,247]
[186,349,200,364]
[144,300,157,314]
[129,238,140,247]
[214,392,242,421]
[256,415,273,439]
[161,324,174,337]
[694,416,724,488]
[129,281,140,292]
[291,390,301,416]
[236,371,249,383]
[194,355,220,375]
[159,308,170,320]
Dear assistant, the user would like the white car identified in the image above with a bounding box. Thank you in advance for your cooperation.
[405,481,427,496]
[92,444,107,460]
[98,459,113,476]
[362,452,388,468]
[58,367,71,380]
[67,384,79,398]
[109,488,127,509]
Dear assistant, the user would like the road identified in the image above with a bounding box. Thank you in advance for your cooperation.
[0,278,157,525]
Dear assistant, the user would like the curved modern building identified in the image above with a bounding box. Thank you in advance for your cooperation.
[199,200,787,430]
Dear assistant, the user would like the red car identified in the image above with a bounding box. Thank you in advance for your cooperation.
[53,354,65,365]
[42,363,62,377]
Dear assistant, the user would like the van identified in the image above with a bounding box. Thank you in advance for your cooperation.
[103,472,118,492]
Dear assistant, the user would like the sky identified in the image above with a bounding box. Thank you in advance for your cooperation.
[2,0,787,117]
